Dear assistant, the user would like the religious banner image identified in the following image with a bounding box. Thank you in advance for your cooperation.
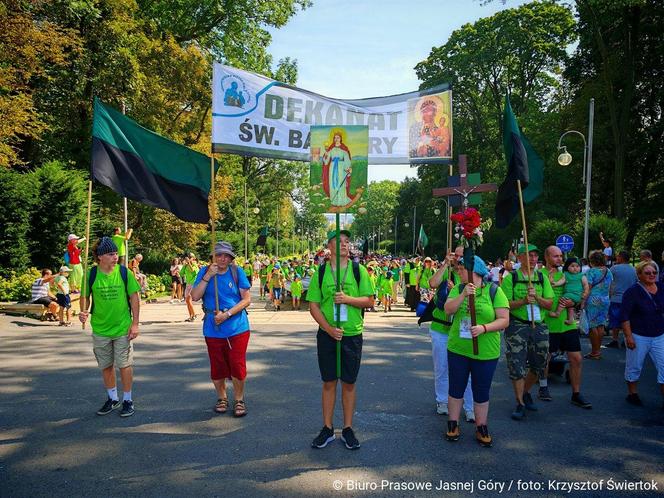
[212,64,452,164]
[309,125,368,213]
[407,92,453,162]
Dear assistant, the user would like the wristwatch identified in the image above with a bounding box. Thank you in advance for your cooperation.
[226,311,232,318]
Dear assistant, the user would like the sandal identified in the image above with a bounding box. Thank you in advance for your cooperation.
[233,399,247,418]
[583,352,601,360]
[214,398,228,413]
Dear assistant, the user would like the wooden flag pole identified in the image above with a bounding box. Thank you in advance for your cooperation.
[516,179,535,328]
[210,154,219,314]
[81,180,93,330]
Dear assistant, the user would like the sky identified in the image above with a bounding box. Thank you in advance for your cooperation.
[268,0,528,183]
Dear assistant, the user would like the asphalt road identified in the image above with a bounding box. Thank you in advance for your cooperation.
[1,289,662,497]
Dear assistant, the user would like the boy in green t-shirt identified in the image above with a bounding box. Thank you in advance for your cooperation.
[290,275,303,310]
[181,255,200,322]
[111,227,133,266]
[307,230,374,451]
[79,237,141,418]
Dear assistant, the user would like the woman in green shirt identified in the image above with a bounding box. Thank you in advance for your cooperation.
[443,256,509,447]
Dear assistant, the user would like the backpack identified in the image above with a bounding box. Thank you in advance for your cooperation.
[318,261,365,318]
[88,265,130,315]
[64,251,70,265]
[418,282,499,327]
[510,270,544,289]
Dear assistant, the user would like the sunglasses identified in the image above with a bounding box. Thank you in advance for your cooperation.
[642,271,657,275]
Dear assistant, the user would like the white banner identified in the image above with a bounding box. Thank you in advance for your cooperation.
[212,64,452,164]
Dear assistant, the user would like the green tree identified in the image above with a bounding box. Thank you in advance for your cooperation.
[0,167,37,270]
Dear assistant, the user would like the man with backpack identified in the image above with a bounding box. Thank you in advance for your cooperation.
[307,230,374,450]
[79,237,141,418]
[500,244,554,421]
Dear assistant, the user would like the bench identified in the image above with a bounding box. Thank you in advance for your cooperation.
[0,303,49,320]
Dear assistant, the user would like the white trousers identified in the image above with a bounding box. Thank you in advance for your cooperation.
[430,328,473,410]
[625,333,664,383]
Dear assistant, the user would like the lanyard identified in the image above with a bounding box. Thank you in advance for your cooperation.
[329,263,350,292]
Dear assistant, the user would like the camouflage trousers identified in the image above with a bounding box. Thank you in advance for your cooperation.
[505,320,549,380]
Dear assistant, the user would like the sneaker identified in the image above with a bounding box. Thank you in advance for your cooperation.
[436,402,448,415]
[523,392,538,411]
[465,409,475,423]
[445,420,460,441]
[341,427,361,450]
[96,397,121,416]
[511,404,526,421]
[571,393,592,409]
[120,400,135,417]
[475,424,493,447]
[606,340,619,349]
[626,393,643,406]
[311,426,335,448]
[538,386,552,401]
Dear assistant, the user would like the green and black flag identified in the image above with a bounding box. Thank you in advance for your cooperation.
[92,98,217,223]
[256,227,269,247]
[495,95,544,228]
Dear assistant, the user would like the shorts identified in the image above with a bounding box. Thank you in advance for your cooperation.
[273,288,282,300]
[447,351,498,403]
[205,331,250,380]
[505,319,549,380]
[171,275,181,284]
[56,293,71,309]
[317,328,362,384]
[608,302,623,330]
[548,330,581,353]
[32,296,56,307]
[184,285,193,298]
[92,334,133,369]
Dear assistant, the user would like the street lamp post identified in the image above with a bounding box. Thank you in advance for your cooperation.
[557,98,594,258]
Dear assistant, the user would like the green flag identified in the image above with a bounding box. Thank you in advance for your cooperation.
[92,98,218,223]
[417,225,429,254]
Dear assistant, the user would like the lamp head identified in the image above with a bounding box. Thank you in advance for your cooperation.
[434,208,441,216]
[558,146,573,166]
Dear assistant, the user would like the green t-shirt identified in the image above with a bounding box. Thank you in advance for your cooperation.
[306,262,373,336]
[541,267,577,333]
[259,267,268,282]
[54,275,70,295]
[430,269,462,334]
[180,263,199,285]
[408,264,420,286]
[290,280,303,297]
[84,265,140,338]
[243,264,253,277]
[419,267,434,289]
[380,278,393,296]
[447,283,510,360]
[111,234,126,257]
[500,269,554,323]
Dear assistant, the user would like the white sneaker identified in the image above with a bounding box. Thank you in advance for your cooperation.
[436,402,448,415]
[465,409,475,423]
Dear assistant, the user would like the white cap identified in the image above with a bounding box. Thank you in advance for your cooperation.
[59,266,72,273]
[68,234,80,241]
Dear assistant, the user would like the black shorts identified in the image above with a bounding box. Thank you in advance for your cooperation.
[316,329,363,384]
[32,297,55,307]
[171,275,181,284]
[549,330,581,353]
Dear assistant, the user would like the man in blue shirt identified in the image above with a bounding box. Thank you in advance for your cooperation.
[191,241,252,417]
[607,251,637,348]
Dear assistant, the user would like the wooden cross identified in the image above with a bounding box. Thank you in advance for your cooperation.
[432,155,498,208]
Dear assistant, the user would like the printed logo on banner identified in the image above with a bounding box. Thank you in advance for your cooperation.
[221,74,251,109]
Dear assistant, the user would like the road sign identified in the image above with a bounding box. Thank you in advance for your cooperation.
[556,234,575,253]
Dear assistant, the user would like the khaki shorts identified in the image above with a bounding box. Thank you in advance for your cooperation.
[92,334,133,369]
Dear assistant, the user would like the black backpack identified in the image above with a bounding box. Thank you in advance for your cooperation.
[418,282,499,327]
[318,261,365,317]
[88,265,130,315]
[510,269,544,289]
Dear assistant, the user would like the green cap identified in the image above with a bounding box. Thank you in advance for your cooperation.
[517,243,539,255]
[327,229,351,242]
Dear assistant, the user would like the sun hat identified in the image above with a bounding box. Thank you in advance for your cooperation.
[59,266,72,273]
[213,241,236,259]
[68,234,80,241]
